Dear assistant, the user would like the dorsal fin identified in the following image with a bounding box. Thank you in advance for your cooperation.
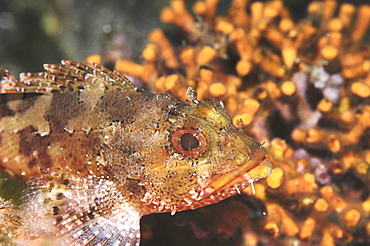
[0,64,20,92]
[1,60,136,94]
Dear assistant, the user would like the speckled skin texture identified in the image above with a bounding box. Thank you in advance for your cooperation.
[0,61,271,245]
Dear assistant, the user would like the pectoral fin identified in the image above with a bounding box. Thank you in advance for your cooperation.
[20,169,141,246]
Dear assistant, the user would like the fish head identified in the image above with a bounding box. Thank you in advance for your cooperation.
[140,98,272,213]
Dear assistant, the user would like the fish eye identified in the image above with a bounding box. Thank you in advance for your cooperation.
[181,133,199,150]
[170,128,208,157]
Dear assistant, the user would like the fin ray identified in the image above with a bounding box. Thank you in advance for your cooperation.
[1,61,136,94]
[20,169,141,246]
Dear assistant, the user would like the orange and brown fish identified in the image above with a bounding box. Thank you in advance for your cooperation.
[0,61,271,245]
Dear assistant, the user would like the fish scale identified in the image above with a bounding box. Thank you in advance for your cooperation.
[0,61,271,245]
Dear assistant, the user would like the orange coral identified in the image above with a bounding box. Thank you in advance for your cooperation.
[86,0,370,245]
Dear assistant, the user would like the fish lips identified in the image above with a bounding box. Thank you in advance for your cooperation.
[190,147,272,202]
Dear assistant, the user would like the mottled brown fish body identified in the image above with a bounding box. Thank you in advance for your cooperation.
[0,61,271,245]
[0,89,173,179]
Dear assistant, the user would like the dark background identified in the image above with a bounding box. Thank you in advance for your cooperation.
[1,0,366,76]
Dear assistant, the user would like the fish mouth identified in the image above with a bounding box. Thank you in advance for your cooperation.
[194,147,272,201]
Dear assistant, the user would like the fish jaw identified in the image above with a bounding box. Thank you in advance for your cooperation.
[190,147,271,203]
[139,146,272,213]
